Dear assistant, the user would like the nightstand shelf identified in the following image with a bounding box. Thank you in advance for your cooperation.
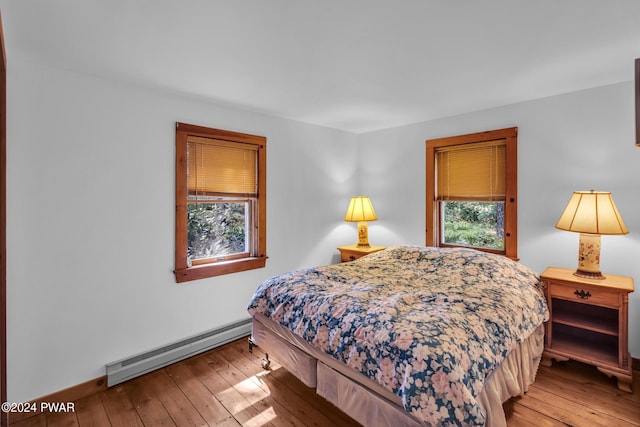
[552,299,618,336]
[551,324,618,365]
[541,266,634,392]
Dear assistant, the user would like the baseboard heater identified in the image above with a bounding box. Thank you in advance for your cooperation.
[106,317,252,387]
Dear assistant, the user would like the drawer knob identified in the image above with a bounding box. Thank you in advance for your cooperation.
[349,255,356,260]
[574,289,591,299]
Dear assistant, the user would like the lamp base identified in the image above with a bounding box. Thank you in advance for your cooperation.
[356,221,371,247]
[573,269,606,280]
[574,233,605,280]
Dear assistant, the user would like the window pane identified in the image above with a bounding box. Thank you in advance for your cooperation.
[187,201,248,261]
[442,201,504,250]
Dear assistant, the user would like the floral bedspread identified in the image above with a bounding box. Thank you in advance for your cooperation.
[247,246,549,426]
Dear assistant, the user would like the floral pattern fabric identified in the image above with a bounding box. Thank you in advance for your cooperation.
[247,246,549,426]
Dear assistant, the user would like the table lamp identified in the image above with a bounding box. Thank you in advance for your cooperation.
[344,196,377,247]
[555,190,629,279]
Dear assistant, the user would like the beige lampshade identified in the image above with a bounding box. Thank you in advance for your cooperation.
[344,196,378,222]
[555,190,628,235]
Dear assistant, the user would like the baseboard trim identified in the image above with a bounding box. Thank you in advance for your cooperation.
[633,357,640,374]
[7,375,107,424]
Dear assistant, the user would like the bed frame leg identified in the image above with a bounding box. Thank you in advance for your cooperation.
[248,337,271,369]
[261,353,271,370]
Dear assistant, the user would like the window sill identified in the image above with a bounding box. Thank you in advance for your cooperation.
[174,256,267,283]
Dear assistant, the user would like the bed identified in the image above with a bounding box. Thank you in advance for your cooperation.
[247,245,549,426]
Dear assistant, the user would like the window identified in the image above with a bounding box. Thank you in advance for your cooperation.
[426,127,518,259]
[175,123,267,282]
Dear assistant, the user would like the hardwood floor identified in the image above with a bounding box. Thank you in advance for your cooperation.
[10,337,640,426]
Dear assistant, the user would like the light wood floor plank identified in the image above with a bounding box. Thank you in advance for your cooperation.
[98,385,144,427]
[533,364,640,424]
[183,354,277,427]
[9,414,46,427]
[75,393,111,426]
[136,369,209,427]
[165,362,235,426]
[45,410,79,427]
[206,349,310,426]
[538,362,640,405]
[502,399,564,427]
[516,388,632,427]
[122,375,177,427]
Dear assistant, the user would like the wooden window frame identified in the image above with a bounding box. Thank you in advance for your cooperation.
[174,123,267,283]
[426,127,518,260]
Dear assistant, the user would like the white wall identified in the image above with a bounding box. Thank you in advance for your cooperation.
[6,57,357,402]
[357,81,640,358]
[7,56,639,403]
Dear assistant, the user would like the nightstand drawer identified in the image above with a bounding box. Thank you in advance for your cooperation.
[548,283,619,307]
[340,250,360,262]
[337,245,385,263]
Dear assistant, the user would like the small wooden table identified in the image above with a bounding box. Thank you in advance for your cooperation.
[540,266,634,392]
[337,244,385,262]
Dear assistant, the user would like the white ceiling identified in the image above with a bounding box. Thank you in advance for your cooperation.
[2,0,640,133]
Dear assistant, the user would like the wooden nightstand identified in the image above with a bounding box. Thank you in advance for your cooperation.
[540,266,634,392]
[337,244,385,262]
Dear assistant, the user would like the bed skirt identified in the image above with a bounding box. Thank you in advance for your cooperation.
[251,313,544,427]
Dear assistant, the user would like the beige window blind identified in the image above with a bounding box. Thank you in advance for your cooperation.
[435,139,506,201]
[187,136,258,197]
